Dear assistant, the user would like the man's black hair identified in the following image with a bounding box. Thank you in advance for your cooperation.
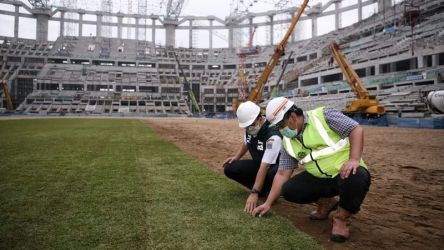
[289,105,303,116]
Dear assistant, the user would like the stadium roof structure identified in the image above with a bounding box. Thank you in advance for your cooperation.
[0,0,391,48]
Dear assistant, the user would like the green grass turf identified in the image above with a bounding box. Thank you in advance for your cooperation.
[0,118,322,249]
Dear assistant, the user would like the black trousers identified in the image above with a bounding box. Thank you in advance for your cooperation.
[281,166,371,214]
[223,160,278,196]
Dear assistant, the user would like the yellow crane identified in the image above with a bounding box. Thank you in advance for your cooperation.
[232,0,309,111]
[1,80,14,112]
[247,0,309,103]
[329,42,385,116]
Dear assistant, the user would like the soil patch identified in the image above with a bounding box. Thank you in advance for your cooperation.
[144,118,444,250]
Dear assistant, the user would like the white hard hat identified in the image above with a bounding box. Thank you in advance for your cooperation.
[266,97,295,126]
[237,101,261,128]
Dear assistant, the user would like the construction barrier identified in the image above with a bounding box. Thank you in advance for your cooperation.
[385,115,444,129]
[352,115,444,129]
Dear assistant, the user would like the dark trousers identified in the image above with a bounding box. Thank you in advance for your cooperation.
[223,160,278,196]
[281,166,371,214]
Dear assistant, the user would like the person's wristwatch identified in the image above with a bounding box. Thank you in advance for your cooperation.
[250,188,260,194]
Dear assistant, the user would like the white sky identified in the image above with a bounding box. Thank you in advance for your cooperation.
[0,0,396,47]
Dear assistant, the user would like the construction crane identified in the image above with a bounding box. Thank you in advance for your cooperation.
[1,80,14,112]
[244,0,309,106]
[280,46,333,87]
[28,0,50,8]
[165,0,185,19]
[172,50,202,114]
[269,50,293,99]
[329,42,385,116]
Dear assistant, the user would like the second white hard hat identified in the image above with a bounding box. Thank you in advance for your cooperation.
[237,101,261,128]
[265,97,295,126]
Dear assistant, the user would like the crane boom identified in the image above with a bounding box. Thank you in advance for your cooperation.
[166,0,185,19]
[329,42,385,115]
[247,0,309,103]
[248,26,256,48]
[329,43,369,99]
[172,50,202,114]
[1,80,14,112]
[269,50,293,99]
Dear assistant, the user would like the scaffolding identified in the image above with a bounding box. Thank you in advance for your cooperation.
[101,0,113,38]
[127,0,132,39]
[60,0,78,36]
[404,1,421,56]
[236,26,258,101]
[138,0,147,41]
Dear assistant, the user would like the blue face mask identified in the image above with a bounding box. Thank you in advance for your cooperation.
[279,126,298,138]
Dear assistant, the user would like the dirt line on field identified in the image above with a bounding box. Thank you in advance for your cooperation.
[143,118,444,250]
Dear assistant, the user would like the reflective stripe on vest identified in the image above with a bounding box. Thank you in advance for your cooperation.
[301,109,350,164]
[299,138,349,164]
[283,137,298,158]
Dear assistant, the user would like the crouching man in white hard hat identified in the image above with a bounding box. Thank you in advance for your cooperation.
[252,97,371,243]
[223,101,282,214]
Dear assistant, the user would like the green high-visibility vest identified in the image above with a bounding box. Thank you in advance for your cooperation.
[282,107,367,178]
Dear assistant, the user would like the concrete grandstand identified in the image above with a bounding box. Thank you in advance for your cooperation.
[0,0,443,121]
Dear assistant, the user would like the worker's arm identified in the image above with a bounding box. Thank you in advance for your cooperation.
[252,147,297,217]
[252,168,293,217]
[244,162,270,213]
[323,108,363,179]
[223,141,248,165]
[245,136,282,214]
[340,125,364,179]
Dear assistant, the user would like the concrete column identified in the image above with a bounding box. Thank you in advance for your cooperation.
[14,4,19,39]
[135,17,139,40]
[228,25,234,48]
[312,16,317,38]
[164,19,178,47]
[358,0,362,22]
[117,14,123,39]
[33,8,51,43]
[365,66,372,76]
[60,11,65,37]
[432,54,439,67]
[249,17,253,40]
[209,19,213,49]
[375,64,380,75]
[151,19,156,44]
[410,58,417,69]
[417,56,424,68]
[335,2,341,30]
[33,79,38,90]
[189,20,193,48]
[36,15,49,41]
[269,15,274,45]
[79,13,84,37]
[97,14,102,37]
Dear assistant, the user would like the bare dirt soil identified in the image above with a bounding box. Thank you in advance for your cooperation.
[143,118,444,250]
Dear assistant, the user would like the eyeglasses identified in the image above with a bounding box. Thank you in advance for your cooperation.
[274,111,291,129]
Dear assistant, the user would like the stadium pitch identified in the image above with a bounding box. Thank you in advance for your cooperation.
[0,118,320,249]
